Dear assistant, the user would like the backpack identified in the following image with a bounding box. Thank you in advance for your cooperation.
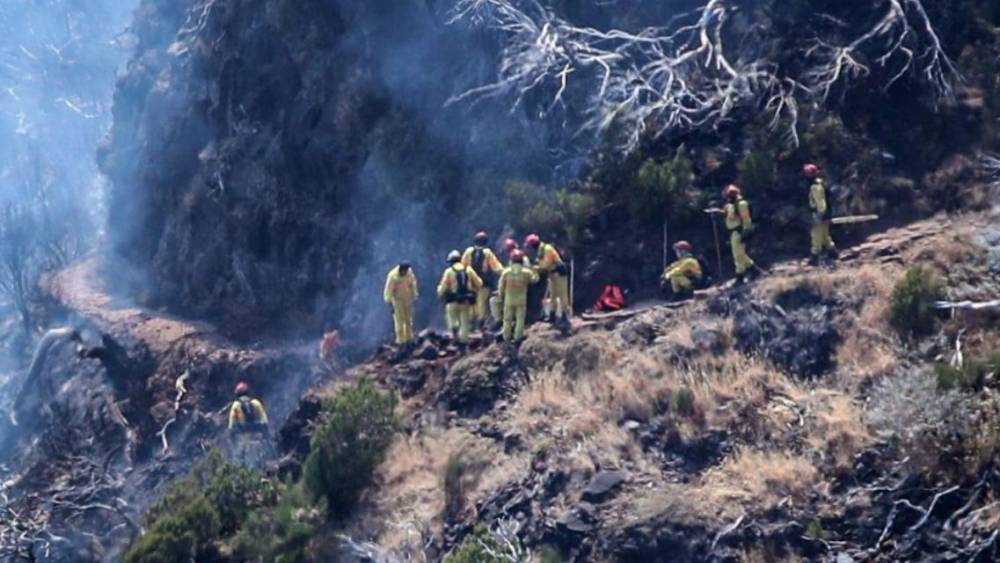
[451,267,476,304]
[471,246,496,289]
[693,254,714,289]
[823,181,838,220]
[238,397,258,425]
[594,285,626,312]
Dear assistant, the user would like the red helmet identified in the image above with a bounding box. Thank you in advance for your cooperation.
[723,184,741,199]
[510,249,525,262]
[234,381,250,395]
[474,231,489,245]
[803,163,819,178]
[524,234,541,248]
[673,240,692,252]
[503,238,518,252]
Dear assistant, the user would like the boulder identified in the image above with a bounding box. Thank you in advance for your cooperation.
[582,471,627,503]
[731,288,840,378]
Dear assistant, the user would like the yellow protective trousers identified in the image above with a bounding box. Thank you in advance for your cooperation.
[473,287,491,321]
[503,302,528,341]
[811,221,836,256]
[446,303,473,343]
[391,299,414,344]
[668,271,694,294]
[730,231,754,275]
[544,273,572,317]
[489,293,502,323]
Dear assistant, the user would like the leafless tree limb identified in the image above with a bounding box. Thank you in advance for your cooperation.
[449,0,959,152]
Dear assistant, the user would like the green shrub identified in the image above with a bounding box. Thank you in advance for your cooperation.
[444,524,516,563]
[232,482,325,563]
[504,180,597,246]
[737,150,776,194]
[630,149,696,223]
[443,454,466,520]
[674,387,696,418]
[888,266,944,336]
[804,519,829,541]
[303,377,400,517]
[536,546,566,563]
[935,351,1000,391]
[126,451,269,563]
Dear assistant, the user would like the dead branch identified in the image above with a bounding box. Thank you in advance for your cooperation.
[449,0,959,152]
[907,485,960,532]
[711,514,745,552]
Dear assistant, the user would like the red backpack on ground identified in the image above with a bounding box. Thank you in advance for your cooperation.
[594,285,626,312]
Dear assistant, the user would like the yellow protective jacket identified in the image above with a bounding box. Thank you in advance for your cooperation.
[809,178,829,217]
[725,197,752,232]
[498,263,540,306]
[383,266,418,303]
[534,242,565,275]
[663,256,702,281]
[462,246,504,278]
[228,397,269,430]
[436,263,483,300]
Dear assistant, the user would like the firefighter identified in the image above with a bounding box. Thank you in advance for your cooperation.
[524,234,571,323]
[227,382,269,432]
[462,232,504,326]
[383,262,418,345]
[499,249,540,342]
[723,184,756,284]
[804,164,838,265]
[661,240,702,300]
[437,250,483,343]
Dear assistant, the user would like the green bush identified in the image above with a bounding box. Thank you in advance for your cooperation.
[935,351,1000,391]
[888,266,944,336]
[303,378,400,517]
[232,482,325,563]
[630,149,696,223]
[444,525,510,563]
[674,387,696,418]
[126,451,270,563]
[737,150,776,194]
[443,454,466,520]
[536,546,567,563]
[504,180,597,246]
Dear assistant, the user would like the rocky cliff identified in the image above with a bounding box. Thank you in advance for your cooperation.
[100,0,566,348]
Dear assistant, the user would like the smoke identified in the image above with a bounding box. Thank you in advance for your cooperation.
[0,0,138,461]
[331,0,578,351]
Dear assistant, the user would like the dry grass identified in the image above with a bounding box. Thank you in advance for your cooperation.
[803,392,873,475]
[368,427,527,554]
[699,449,822,517]
[739,548,804,563]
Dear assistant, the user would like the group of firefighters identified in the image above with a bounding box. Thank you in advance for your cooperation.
[228,163,839,433]
[383,162,840,349]
[384,232,571,346]
[661,162,838,299]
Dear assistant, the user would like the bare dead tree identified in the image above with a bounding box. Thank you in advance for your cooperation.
[0,203,38,333]
[448,0,960,151]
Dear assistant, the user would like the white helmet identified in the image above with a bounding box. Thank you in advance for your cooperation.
[447,250,462,263]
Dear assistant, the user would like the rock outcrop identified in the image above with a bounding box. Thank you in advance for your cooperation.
[99,0,559,348]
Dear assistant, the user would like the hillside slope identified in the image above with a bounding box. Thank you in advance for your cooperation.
[280,211,1000,562]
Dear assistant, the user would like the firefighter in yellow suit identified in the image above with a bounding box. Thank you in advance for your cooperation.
[462,232,504,325]
[525,234,571,322]
[723,184,755,284]
[437,250,483,343]
[228,382,269,431]
[661,240,702,300]
[499,249,540,342]
[383,262,418,345]
[804,164,838,265]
